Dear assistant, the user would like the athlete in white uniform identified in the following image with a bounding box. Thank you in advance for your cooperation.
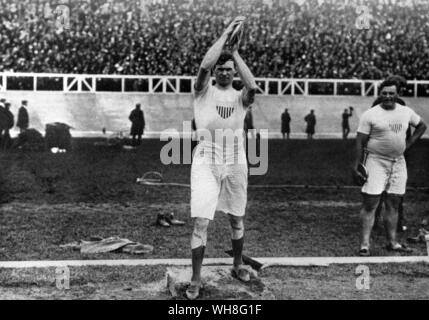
[186,17,257,300]
[354,79,427,256]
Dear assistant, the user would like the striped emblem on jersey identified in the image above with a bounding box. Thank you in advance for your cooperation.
[389,123,402,134]
[216,105,235,119]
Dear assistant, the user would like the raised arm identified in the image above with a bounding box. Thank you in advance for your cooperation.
[232,50,257,107]
[194,17,245,92]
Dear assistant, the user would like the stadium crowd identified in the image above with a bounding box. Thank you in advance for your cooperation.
[1,0,429,79]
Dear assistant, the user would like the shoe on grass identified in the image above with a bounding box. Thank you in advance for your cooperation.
[231,265,251,283]
[156,214,170,227]
[165,212,185,226]
[358,247,370,257]
[386,243,413,253]
[407,228,427,243]
[185,282,201,300]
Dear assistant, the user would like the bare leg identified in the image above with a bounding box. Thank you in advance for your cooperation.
[229,214,250,282]
[384,194,402,247]
[374,192,385,229]
[397,196,406,231]
[229,215,245,267]
[187,218,209,299]
[360,194,381,250]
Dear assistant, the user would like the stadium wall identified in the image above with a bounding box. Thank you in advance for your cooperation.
[3,92,429,138]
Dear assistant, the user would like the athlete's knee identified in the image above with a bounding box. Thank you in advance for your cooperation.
[229,215,244,240]
[362,194,380,212]
[385,194,402,211]
[191,218,209,249]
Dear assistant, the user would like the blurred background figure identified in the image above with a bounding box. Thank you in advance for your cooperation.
[342,106,353,139]
[304,109,316,140]
[191,117,197,140]
[244,105,255,139]
[129,103,145,146]
[17,100,29,133]
[0,101,14,150]
[281,108,291,140]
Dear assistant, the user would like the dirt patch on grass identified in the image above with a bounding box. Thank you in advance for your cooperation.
[0,265,272,300]
[165,266,273,300]
[0,264,427,300]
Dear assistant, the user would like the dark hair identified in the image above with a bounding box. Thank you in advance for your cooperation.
[379,79,399,93]
[386,75,407,91]
[215,51,234,67]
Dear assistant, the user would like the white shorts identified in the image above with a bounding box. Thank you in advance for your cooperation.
[361,153,407,196]
[191,145,248,220]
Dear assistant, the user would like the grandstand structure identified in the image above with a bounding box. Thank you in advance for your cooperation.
[1,72,429,138]
[2,72,429,97]
[1,72,429,139]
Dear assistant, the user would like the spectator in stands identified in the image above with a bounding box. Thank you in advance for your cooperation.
[304,109,316,139]
[281,108,291,140]
[17,100,29,133]
[342,106,353,139]
[129,103,145,146]
[1,0,429,79]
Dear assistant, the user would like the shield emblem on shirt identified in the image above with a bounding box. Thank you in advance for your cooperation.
[216,105,235,119]
[389,123,402,134]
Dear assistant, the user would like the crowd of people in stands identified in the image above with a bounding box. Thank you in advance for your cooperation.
[1,0,429,79]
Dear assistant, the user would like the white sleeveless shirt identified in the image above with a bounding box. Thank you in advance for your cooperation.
[193,83,247,164]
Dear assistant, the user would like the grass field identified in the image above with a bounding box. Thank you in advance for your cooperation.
[0,138,428,299]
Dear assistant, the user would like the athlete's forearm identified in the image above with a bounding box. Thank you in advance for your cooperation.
[232,50,257,91]
[200,33,229,71]
[406,121,427,149]
[355,133,368,167]
[355,144,364,169]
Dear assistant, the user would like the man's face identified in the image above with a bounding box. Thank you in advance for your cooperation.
[214,60,235,87]
[380,85,398,109]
